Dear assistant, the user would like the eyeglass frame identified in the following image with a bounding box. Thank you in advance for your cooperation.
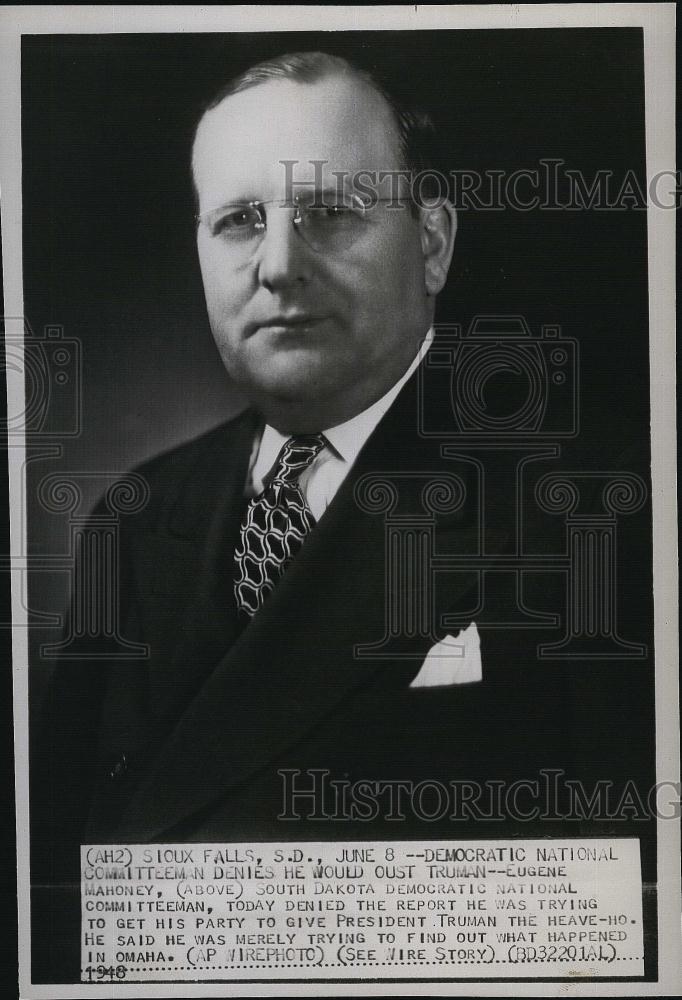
[194,193,417,253]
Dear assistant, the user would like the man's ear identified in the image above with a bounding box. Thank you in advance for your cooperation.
[420,200,457,296]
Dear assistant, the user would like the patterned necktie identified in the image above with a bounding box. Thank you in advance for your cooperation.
[234,434,326,617]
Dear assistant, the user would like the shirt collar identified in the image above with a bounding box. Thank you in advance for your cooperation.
[255,326,434,473]
[322,326,433,463]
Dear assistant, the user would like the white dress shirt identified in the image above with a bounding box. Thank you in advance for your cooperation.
[246,327,434,521]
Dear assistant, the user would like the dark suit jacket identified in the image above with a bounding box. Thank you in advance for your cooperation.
[30,360,656,981]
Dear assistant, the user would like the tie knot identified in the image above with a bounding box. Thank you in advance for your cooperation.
[271,434,326,486]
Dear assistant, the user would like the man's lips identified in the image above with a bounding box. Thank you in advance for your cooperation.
[247,315,327,336]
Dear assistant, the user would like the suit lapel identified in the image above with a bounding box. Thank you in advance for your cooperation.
[115,371,492,841]
[144,411,259,720]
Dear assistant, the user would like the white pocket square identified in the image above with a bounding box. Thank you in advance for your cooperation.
[410,622,482,688]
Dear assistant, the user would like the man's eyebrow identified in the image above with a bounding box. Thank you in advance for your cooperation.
[295,186,366,204]
[210,194,261,207]
[301,186,351,200]
[210,187,361,208]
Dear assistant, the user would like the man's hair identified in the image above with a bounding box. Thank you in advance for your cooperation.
[191,50,442,205]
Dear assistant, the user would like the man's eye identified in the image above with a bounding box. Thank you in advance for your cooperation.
[213,208,258,234]
[315,204,358,221]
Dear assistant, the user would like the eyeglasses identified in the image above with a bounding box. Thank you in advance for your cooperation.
[195,194,409,256]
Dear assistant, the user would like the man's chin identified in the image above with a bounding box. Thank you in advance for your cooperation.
[253,373,330,404]
[241,350,341,400]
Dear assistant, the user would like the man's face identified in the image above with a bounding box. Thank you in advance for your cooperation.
[193,74,435,428]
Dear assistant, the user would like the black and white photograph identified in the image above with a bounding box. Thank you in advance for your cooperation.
[1,5,678,998]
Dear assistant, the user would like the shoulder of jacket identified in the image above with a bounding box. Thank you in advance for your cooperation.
[135,412,250,478]
[95,408,258,530]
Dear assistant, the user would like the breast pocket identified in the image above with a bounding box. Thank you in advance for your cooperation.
[409,622,482,689]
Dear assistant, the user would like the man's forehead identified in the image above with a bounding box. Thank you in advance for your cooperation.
[192,74,404,204]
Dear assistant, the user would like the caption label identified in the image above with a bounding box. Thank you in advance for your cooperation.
[81,838,644,981]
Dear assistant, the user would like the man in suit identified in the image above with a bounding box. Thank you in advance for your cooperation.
[31,50,655,980]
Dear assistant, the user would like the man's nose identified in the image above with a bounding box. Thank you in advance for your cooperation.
[255,207,313,290]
